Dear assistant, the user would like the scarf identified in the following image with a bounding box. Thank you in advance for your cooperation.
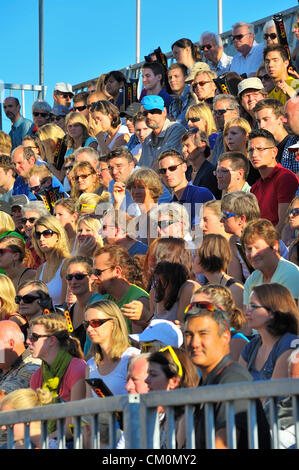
[42,349,73,434]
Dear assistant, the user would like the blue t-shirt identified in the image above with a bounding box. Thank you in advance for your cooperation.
[172,182,215,227]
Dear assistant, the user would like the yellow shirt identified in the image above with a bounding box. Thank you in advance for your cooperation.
[269,76,299,105]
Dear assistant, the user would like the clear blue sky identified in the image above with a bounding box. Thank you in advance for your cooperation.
[0,0,297,133]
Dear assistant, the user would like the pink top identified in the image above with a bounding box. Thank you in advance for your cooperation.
[30,357,86,402]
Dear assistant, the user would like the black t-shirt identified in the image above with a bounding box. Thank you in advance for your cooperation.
[194,354,271,449]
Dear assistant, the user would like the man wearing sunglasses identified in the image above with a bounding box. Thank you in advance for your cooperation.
[183,300,271,449]
[229,21,264,78]
[138,95,186,170]
[199,31,232,76]
[263,20,279,46]
[53,82,74,110]
[3,97,34,151]
[30,100,52,135]
[72,91,89,120]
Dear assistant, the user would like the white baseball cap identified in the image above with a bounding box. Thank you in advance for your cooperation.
[129,319,183,347]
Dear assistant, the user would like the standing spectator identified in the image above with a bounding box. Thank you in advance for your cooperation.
[229,21,264,77]
[168,63,196,127]
[199,31,233,75]
[3,97,33,150]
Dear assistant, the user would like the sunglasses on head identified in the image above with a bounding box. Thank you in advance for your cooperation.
[159,345,183,377]
[200,44,212,51]
[28,332,52,343]
[184,301,218,315]
[264,33,277,40]
[83,318,111,329]
[289,208,299,217]
[142,109,163,116]
[73,105,87,112]
[15,294,40,304]
[33,112,49,118]
[158,162,183,175]
[89,101,102,111]
[35,229,56,239]
[0,248,14,256]
[66,273,89,281]
[21,217,37,225]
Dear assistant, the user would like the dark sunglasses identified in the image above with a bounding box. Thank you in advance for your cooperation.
[158,162,183,175]
[200,44,212,51]
[142,109,163,116]
[57,92,73,99]
[213,108,234,116]
[66,273,89,281]
[15,294,41,304]
[264,33,277,40]
[192,81,212,90]
[0,248,14,256]
[157,220,175,230]
[73,105,87,112]
[33,112,49,118]
[257,74,271,81]
[92,266,114,277]
[64,165,73,172]
[21,217,37,225]
[231,33,247,41]
[289,208,299,217]
[83,318,111,329]
[28,332,52,343]
[187,117,201,123]
[35,229,57,239]
[88,101,102,111]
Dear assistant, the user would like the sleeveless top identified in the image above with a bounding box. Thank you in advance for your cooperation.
[98,124,129,155]
[39,261,63,307]
[153,285,184,322]
[87,346,140,396]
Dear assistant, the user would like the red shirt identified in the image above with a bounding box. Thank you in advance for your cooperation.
[250,164,299,226]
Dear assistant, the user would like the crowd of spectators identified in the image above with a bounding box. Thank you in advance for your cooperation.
[0,11,299,450]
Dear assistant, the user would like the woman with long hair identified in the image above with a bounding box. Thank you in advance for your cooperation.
[171,38,202,71]
[64,111,97,155]
[54,198,79,254]
[37,123,67,181]
[70,161,101,200]
[185,103,218,150]
[91,100,130,156]
[27,313,86,438]
[74,214,104,258]
[32,215,70,306]
[0,273,28,335]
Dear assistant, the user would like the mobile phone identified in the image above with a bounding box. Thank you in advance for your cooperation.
[85,378,113,398]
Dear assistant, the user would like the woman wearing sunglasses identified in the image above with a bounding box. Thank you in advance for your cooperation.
[70,161,101,200]
[32,215,70,307]
[21,200,49,270]
[145,346,199,448]
[85,299,140,396]
[0,233,36,291]
[64,256,94,351]
[64,112,97,157]
[27,313,86,440]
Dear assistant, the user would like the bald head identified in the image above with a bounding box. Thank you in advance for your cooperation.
[0,321,25,371]
[284,97,299,135]
[126,354,149,394]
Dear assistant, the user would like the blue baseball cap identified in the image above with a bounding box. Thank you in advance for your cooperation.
[141,95,165,111]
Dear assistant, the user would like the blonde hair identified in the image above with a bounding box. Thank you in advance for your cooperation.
[0,212,15,233]
[203,199,222,219]
[86,300,130,363]
[65,112,90,148]
[30,313,83,358]
[38,123,66,163]
[223,117,251,152]
[0,274,17,319]
[76,192,110,214]
[71,161,99,199]
[0,131,12,155]
[27,164,52,180]
[185,103,217,135]
[1,387,53,410]
[32,214,71,260]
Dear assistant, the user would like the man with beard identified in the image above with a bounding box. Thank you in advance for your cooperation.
[3,97,33,150]
[139,95,186,170]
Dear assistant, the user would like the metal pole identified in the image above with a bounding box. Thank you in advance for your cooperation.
[39,0,44,99]
[218,0,223,34]
[136,0,141,64]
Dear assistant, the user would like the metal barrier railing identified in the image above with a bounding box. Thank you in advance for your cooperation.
[0,378,298,449]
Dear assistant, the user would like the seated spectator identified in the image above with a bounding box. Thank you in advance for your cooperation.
[72,92,89,120]
[283,96,299,137]
[171,37,202,72]
[27,164,68,207]
[37,122,67,178]
[0,131,12,156]
[199,31,233,75]
[62,155,75,193]
[73,146,111,195]
[139,95,186,171]
[287,197,299,265]
[75,214,104,259]
[181,129,220,198]
[65,111,97,157]
[3,97,33,150]
[264,44,299,105]
[0,207,15,234]
[22,134,44,162]
[28,313,86,438]
[237,77,268,128]
[191,285,249,361]
[32,214,70,306]
[77,192,110,215]
[11,146,46,201]
[151,261,200,323]
[200,199,231,241]
[168,63,196,127]
[21,200,48,269]
[54,198,79,253]
[92,100,130,156]
[148,203,194,246]
[185,102,218,150]
[30,101,52,136]
[120,102,142,136]
[263,20,279,46]
[95,74,112,99]
[229,21,264,77]
[241,218,299,307]
[53,82,73,110]
[0,155,17,203]
[129,318,183,352]
[104,70,126,110]
[0,233,36,291]
[51,104,70,132]
[145,346,199,449]
[190,69,218,108]
[0,387,53,449]
[101,209,148,257]
[71,161,102,199]
[240,283,299,381]
[215,151,251,196]
[291,15,299,71]
[16,279,54,324]
[256,65,275,94]
[127,111,152,161]
[0,274,27,334]
[139,62,173,112]
[193,234,244,311]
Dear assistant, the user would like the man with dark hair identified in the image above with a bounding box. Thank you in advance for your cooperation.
[158,148,214,228]
[0,155,17,202]
[181,129,220,198]
[248,128,299,234]
[73,91,89,119]
[104,70,126,110]
[264,44,299,105]
[183,300,271,449]
[53,82,74,109]
[168,63,196,126]
[3,97,33,150]
[139,95,186,170]
[254,98,299,174]
[216,151,250,195]
[140,62,173,111]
